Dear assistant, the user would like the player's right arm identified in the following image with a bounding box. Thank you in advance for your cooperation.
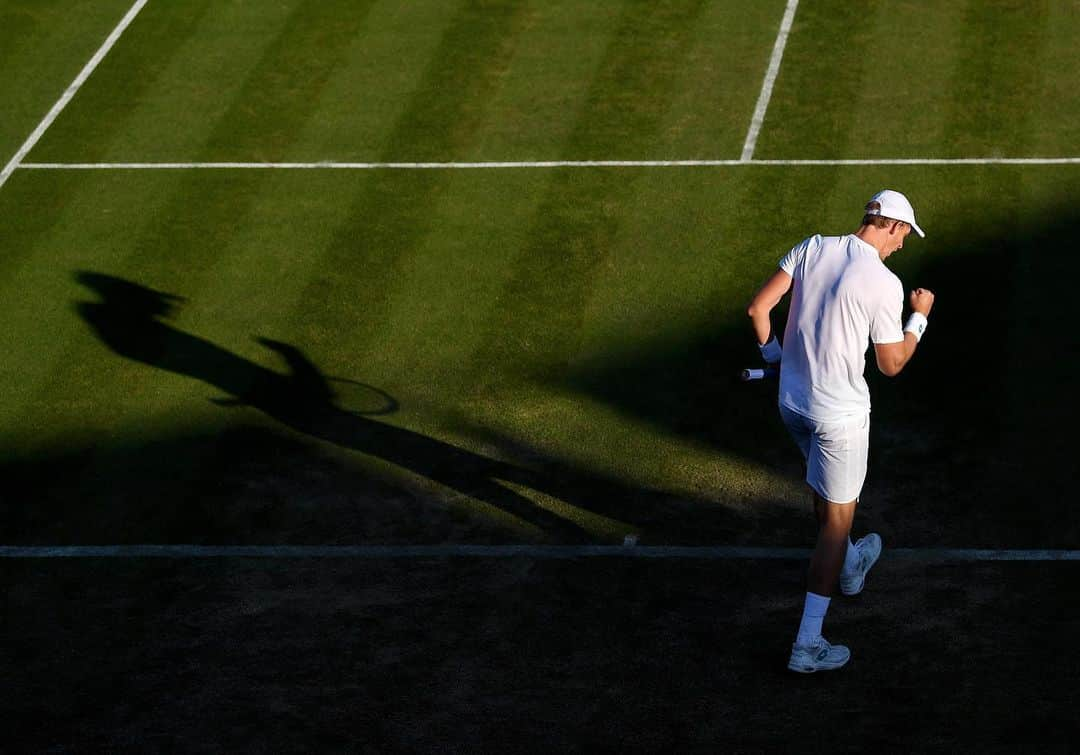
[748,235,816,359]
[747,269,792,346]
[874,288,935,376]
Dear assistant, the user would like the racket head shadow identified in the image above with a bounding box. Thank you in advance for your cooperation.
[327,378,399,416]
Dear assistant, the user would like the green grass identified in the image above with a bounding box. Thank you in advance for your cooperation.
[1,0,1078,548]
[757,0,1080,158]
[0,0,137,160]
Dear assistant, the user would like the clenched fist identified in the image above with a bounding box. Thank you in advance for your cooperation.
[910,288,935,316]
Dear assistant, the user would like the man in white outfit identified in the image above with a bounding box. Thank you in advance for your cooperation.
[747,190,935,673]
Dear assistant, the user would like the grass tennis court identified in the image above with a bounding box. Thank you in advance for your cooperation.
[2,0,1080,750]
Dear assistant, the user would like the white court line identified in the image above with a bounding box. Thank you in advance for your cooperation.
[2,544,1080,560]
[741,0,800,162]
[17,157,1080,170]
[0,0,151,192]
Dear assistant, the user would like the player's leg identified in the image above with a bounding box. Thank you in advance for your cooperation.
[788,493,857,673]
[831,414,882,596]
[787,413,871,673]
[778,408,844,671]
[808,493,857,596]
[812,495,870,592]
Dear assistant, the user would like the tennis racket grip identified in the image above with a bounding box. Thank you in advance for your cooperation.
[740,367,779,381]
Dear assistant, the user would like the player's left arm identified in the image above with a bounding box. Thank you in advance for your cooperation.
[747,269,792,347]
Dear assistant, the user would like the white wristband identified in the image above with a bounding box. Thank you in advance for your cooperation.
[904,312,928,342]
[759,335,783,363]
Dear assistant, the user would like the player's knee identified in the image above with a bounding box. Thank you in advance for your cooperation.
[818,500,856,529]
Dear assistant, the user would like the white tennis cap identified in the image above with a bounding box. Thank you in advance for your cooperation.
[865,189,925,238]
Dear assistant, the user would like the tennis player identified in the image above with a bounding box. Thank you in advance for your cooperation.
[747,190,935,673]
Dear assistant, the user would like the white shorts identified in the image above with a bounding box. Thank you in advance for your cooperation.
[779,405,869,504]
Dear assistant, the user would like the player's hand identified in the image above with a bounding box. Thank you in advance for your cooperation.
[759,335,783,364]
[910,288,935,316]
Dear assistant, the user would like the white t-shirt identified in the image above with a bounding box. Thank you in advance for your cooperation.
[778,234,904,420]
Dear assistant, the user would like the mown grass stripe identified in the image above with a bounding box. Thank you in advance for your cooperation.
[199,0,378,161]
[1030,3,1080,155]
[939,1,1047,158]
[467,0,709,389]
[290,0,533,356]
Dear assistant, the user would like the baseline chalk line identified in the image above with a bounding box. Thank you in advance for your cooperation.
[2,545,1080,560]
[0,0,150,192]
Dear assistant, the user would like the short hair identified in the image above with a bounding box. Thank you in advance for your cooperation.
[861,214,895,229]
[861,200,906,230]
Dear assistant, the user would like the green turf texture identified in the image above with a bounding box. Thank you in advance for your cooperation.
[0,0,137,161]
[1,0,1078,547]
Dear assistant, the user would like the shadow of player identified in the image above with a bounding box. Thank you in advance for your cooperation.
[75,271,675,542]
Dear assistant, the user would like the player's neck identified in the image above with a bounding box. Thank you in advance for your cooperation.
[853,227,889,260]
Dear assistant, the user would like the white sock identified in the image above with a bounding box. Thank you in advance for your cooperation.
[842,537,859,576]
[795,591,830,647]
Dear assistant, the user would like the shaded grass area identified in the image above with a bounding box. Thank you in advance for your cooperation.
[3,557,1080,752]
[866,193,1080,548]
[0,424,508,547]
[0,418,801,548]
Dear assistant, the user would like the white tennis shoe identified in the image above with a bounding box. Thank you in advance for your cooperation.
[840,533,882,596]
[787,637,851,673]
